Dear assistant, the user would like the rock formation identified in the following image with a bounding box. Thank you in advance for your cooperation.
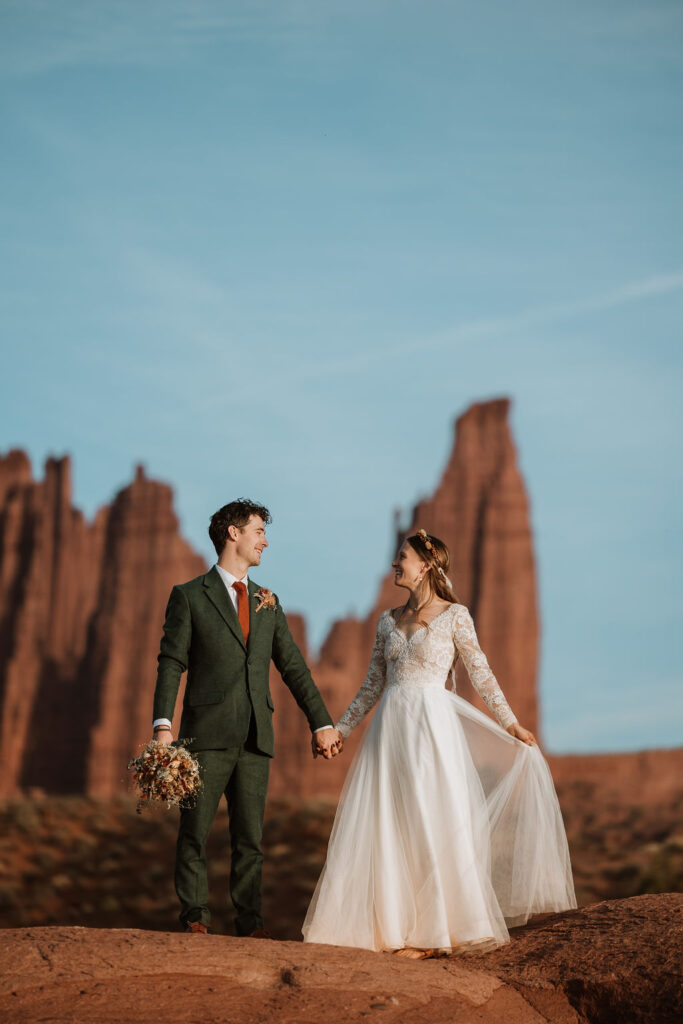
[1,894,681,1023]
[0,454,204,796]
[270,397,540,797]
[0,398,538,797]
[0,451,106,796]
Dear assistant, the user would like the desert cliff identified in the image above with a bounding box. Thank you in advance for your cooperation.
[1,398,539,799]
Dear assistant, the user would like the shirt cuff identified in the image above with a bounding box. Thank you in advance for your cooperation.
[313,726,333,733]
[153,718,172,729]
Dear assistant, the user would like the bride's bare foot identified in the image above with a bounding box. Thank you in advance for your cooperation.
[393,947,436,960]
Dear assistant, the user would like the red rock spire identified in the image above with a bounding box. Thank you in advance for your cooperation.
[268,398,540,798]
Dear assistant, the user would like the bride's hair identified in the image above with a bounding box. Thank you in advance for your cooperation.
[406,531,460,621]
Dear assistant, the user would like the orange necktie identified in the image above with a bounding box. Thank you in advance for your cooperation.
[232,581,250,645]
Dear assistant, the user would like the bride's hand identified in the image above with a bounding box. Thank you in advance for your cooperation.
[506,722,536,746]
[311,728,344,759]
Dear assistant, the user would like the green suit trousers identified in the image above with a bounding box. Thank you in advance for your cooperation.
[175,716,269,934]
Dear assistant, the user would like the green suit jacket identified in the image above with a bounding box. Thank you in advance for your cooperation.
[153,566,333,755]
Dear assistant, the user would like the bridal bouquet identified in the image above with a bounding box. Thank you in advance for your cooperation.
[127,739,202,814]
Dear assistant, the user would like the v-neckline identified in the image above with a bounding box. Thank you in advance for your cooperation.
[390,603,454,644]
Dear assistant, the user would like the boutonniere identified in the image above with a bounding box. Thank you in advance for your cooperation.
[254,587,276,612]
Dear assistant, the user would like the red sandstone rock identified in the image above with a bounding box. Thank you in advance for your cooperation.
[272,398,540,797]
[83,465,206,795]
[0,457,204,797]
[0,449,32,503]
[0,400,555,798]
[381,398,539,735]
[0,453,108,795]
[0,894,680,1023]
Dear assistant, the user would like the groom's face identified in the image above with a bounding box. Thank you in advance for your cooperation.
[234,514,269,567]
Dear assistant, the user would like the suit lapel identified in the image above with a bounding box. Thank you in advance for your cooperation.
[203,566,246,650]
[247,578,266,652]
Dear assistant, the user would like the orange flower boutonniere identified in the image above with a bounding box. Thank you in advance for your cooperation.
[254,587,276,612]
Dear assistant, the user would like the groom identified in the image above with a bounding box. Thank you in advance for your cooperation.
[152,499,340,936]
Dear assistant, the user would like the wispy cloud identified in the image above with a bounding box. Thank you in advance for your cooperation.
[403,269,683,353]
[88,257,683,411]
[246,268,683,395]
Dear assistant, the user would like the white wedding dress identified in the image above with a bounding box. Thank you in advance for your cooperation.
[302,603,577,953]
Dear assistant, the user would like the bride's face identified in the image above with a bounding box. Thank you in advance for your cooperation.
[392,542,427,589]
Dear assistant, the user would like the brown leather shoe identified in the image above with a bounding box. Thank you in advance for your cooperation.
[184,921,209,934]
[247,927,272,939]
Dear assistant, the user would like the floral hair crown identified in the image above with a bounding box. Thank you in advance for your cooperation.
[414,529,452,589]
[416,528,437,556]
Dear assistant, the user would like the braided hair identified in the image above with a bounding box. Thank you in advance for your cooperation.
[405,529,460,624]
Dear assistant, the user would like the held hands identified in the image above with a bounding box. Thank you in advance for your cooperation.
[312,727,344,760]
[505,722,537,746]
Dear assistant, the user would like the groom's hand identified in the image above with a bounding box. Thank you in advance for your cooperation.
[312,728,343,760]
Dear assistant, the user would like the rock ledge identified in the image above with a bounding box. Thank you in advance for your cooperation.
[0,894,680,1023]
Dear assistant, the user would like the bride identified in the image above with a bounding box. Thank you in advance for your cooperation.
[303,529,577,959]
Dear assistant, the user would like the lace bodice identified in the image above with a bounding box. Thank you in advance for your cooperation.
[335,603,518,737]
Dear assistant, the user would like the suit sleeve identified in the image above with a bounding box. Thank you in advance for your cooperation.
[153,585,192,723]
[271,596,333,733]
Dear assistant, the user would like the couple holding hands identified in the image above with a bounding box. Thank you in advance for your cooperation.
[153,499,575,959]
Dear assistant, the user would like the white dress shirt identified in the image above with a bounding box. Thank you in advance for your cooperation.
[214,562,250,611]
[153,564,330,734]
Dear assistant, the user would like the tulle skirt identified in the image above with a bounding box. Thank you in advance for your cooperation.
[302,682,577,953]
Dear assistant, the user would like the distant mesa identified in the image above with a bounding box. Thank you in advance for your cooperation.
[0,399,546,797]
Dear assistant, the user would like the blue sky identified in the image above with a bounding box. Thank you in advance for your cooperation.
[1,0,681,754]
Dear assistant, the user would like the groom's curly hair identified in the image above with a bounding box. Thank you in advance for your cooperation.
[209,499,272,556]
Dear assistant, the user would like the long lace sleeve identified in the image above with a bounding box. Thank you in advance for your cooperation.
[335,614,389,738]
[453,605,518,729]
